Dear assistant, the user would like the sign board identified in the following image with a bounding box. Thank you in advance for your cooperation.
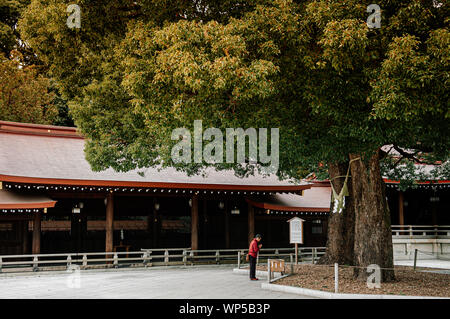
[287,217,304,244]
[269,259,285,273]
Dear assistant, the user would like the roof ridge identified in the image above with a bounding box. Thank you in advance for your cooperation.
[0,120,81,139]
[0,120,76,131]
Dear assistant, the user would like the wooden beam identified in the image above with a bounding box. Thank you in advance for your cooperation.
[1,175,310,192]
[48,192,106,199]
[0,215,33,221]
[248,203,255,244]
[191,195,199,250]
[398,191,404,226]
[32,212,41,254]
[105,193,114,252]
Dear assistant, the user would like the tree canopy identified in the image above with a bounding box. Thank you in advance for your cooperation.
[18,0,449,179]
[15,0,449,282]
[0,50,57,123]
[0,0,74,125]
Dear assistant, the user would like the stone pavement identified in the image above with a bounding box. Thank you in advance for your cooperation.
[0,265,311,299]
[395,259,450,272]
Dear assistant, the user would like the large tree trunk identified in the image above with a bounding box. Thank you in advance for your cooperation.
[318,162,355,265]
[350,151,395,282]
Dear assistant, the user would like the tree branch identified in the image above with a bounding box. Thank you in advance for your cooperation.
[392,145,439,166]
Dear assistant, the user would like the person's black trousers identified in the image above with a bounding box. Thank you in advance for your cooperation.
[249,255,257,279]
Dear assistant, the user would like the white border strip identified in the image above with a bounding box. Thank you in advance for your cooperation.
[261,282,449,299]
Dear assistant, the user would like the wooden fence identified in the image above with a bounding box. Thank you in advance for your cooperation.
[391,225,450,238]
[0,247,325,273]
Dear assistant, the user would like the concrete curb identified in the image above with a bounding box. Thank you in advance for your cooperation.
[261,282,449,299]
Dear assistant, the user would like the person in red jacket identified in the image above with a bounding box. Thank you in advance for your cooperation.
[248,234,262,280]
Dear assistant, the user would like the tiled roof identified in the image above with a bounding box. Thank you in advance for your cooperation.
[0,121,310,192]
[0,189,56,209]
[247,185,331,212]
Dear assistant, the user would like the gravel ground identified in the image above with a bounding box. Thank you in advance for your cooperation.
[256,264,450,297]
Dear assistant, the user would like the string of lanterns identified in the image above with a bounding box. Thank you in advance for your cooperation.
[1,208,42,213]
[260,209,328,216]
[2,182,301,195]
[386,183,450,189]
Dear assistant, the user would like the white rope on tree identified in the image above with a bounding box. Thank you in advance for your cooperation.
[330,157,360,214]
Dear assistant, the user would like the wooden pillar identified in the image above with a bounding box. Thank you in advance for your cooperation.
[32,212,41,255]
[224,201,230,249]
[248,203,255,244]
[191,195,199,250]
[22,221,29,254]
[431,200,438,226]
[202,200,208,249]
[152,197,159,248]
[398,191,404,227]
[105,193,114,252]
[147,206,152,234]
[431,190,438,226]
[16,221,23,255]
